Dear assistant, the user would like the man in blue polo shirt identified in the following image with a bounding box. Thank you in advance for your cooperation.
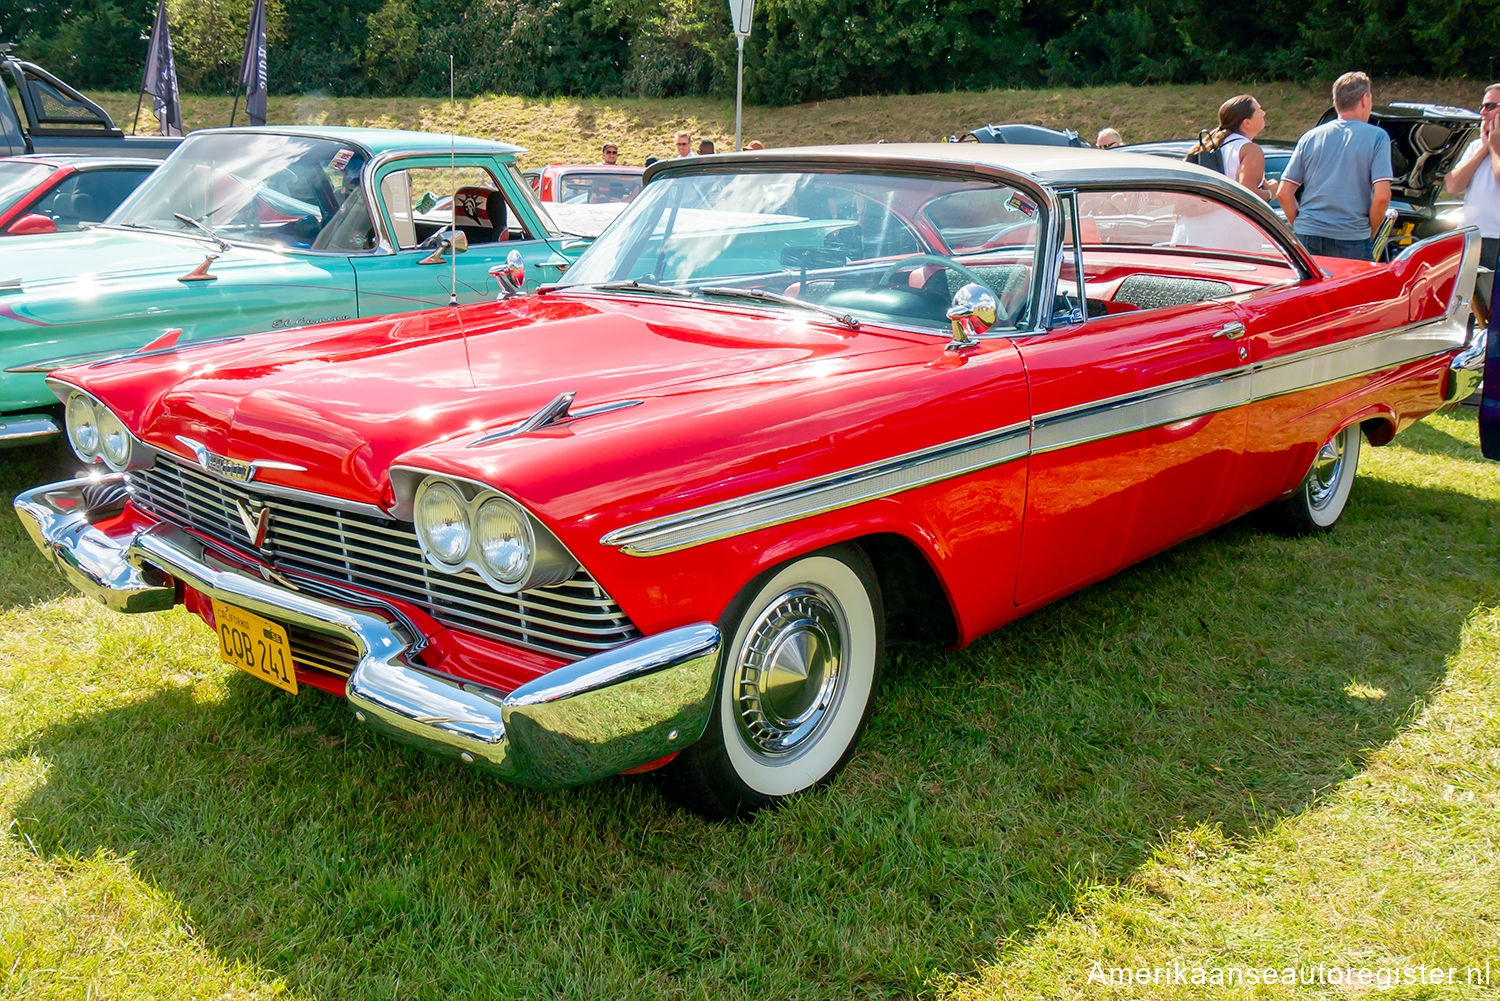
[1277,71,1393,261]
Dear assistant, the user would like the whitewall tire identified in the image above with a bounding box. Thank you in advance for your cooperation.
[664,544,883,818]
[1271,424,1362,534]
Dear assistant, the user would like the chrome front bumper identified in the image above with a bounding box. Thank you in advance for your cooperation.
[0,412,61,446]
[15,477,722,788]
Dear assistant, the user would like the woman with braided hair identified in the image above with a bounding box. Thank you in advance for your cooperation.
[1190,94,1277,202]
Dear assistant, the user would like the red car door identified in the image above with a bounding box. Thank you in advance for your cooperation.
[1013,300,1249,606]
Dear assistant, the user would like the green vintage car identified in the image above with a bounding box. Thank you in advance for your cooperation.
[0,126,590,444]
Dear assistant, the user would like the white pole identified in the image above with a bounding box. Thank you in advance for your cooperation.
[735,34,745,151]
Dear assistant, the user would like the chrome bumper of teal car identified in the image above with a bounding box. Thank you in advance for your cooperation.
[0,412,60,445]
[14,476,722,788]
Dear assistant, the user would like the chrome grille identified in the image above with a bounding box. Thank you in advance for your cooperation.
[127,455,641,660]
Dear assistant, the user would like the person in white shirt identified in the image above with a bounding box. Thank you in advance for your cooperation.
[1205,94,1277,202]
[1445,82,1500,271]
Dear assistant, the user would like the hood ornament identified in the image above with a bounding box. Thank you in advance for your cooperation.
[176,436,307,484]
[178,254,220,283]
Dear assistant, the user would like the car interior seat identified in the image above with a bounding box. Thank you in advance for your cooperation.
[486,190,510,241]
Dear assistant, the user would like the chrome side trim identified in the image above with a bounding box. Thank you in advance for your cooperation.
[1032,368,1253,455]
[601,421,1031,556]
[608,305,1472,556]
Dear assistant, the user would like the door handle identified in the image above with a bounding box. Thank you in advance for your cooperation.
[1212,322,1246,340]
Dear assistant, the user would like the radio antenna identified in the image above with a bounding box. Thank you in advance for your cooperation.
[448,54,458,308]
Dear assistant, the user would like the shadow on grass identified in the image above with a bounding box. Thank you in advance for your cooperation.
[1385,408,1483,459]
[6,472,1494,1000]
[1,439,88,610]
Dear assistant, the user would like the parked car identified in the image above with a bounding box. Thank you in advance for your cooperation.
[1118,138,1297,184]
[1,49,180,158]
[1318,102,1480,255]
[16,144,1483,817]
[0,125,589,446]
[524,164,645,203]
[955,123,1089,147]
[0,154,156,235]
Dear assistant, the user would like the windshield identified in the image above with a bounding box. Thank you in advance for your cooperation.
[108,133,372,251]
[0,161,54,215]
[560,167,1042,332]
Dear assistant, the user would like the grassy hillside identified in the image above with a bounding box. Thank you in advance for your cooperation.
[94,78,1481,169]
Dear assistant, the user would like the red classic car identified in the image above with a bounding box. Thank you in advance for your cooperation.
[16,145,1485,818]
[523,163,645,203]
[0,154,156,235]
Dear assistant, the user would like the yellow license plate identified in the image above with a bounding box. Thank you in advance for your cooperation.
[212,599,297,693]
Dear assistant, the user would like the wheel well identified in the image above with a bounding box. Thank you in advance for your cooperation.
[854,533,957,647]
[1361,415,1396,446]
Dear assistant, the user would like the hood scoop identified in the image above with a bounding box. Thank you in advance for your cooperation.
[467,391,642,447]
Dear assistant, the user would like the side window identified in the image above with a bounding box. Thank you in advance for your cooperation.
[1076,189,1286,258]
[29,172,145,230]
[379,165,527,250]
[1055,189,1299,322]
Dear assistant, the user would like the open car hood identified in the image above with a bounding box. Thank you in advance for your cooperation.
[1318,103,1480,207]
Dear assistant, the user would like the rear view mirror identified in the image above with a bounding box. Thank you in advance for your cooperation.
[780,246,847,270]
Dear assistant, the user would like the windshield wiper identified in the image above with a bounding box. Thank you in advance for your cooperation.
[698,285,860,329]
[172,212,231,252]
[539,280,694,297]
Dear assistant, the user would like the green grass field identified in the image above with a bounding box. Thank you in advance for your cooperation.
[3,81,1499,998]
[3,412,1496,998]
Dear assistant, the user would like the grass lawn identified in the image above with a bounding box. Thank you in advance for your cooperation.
[2,405,1496,999]
[3,78,1498,997]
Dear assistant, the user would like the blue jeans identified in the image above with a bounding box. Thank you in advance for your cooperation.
[1300,233,1373,261]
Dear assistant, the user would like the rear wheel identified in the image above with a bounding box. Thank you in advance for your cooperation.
[664,544,883,819]
[1268,425,1362,534]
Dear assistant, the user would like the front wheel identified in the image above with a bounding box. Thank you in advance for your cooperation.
[1267,424,1362,534]
[663,544,884,819]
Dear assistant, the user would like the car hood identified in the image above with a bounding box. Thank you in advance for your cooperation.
[0,226,286,290]
[1317,103,1480,207]
[62,294,924,509]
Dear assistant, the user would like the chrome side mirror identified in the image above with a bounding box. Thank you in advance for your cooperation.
[946,283,996,351]
[490,250,526,300]
[419,229,469,266]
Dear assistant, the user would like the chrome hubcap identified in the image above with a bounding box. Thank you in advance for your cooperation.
[1307,433,1345,510]
[735,587,845,755]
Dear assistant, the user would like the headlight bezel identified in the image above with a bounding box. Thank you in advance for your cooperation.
[410,475,578,594]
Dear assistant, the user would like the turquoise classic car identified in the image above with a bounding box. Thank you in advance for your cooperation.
[0,126,587,444]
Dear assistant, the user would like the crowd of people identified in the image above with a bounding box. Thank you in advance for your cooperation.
[1160,72,1497,264]
[599,131,767,169]
[594,71,1499,269]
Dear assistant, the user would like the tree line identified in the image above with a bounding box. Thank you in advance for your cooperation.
[4,0,1491,107]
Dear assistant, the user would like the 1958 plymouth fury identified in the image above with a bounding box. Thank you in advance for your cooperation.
[0,125,591,445]
[16,145,1486,817]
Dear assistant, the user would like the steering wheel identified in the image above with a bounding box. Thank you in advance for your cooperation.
[875,253,992,293]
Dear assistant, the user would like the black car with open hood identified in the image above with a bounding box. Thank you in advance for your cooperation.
[1316,102,1480,253]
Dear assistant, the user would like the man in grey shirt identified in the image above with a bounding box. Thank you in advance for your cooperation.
[1277,71,1393,261]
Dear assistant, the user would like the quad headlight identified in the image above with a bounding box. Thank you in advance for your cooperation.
[65,393,99,458]
[412,476,577,592]
[63,390,140,471]
[475,495,532,585]
[414,479,471,568]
